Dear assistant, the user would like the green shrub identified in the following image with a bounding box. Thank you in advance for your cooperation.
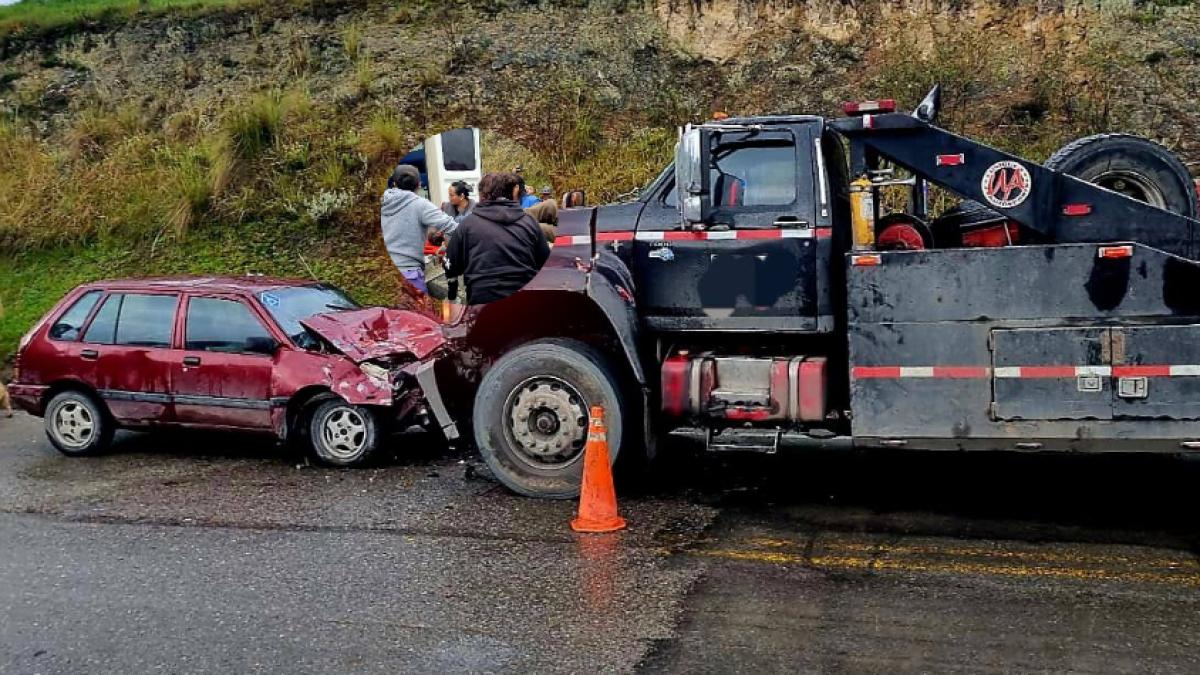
[224,91,283,158]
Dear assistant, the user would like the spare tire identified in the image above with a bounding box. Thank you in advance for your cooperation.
[1044,133,1198,219]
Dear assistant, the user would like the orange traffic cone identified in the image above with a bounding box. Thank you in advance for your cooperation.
[571,406,627,533]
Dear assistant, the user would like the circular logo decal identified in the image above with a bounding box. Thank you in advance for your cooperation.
[980,160,1032,209]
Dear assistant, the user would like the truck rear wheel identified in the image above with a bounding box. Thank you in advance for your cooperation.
[473,339,624,499]
[1045,133,1198,219]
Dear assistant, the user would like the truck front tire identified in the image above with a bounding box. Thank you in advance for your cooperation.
[473,339,624,499]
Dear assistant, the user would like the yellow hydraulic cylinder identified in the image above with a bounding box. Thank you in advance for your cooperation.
[849,175,875,250]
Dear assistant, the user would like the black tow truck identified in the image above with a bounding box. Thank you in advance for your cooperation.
[413,87,1200,499]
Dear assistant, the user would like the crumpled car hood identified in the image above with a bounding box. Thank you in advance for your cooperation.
[300,308,446,363]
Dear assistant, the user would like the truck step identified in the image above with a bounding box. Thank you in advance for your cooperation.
[668,427,853,454]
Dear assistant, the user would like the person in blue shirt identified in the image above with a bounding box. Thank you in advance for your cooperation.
[516,176,541,208]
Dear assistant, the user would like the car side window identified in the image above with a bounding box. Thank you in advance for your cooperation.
[709,142,797,208]
[186,297,275,355]
[114,294,178,348]
[49,290,102,341]
[82,294,121,344]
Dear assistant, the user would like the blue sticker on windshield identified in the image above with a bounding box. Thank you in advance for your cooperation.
[260,292,280,308]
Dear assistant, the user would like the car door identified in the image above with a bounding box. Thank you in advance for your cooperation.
[171,294,281,430]
[79,292,180,424]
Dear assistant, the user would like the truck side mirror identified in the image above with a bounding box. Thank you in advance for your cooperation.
[675,126,711,225]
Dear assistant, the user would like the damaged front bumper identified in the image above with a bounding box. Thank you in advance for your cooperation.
[300,306,459,440]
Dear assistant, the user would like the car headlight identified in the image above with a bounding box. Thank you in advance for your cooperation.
[359,362,390,385]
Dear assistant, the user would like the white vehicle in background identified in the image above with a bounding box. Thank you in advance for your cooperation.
[413,127,481,300]
[415,127,482,203]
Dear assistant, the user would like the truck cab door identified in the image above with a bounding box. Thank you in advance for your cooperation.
[635,124,820,332]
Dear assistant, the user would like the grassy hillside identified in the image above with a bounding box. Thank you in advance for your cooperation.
[0,0,253,38]
[2,0,1199,364]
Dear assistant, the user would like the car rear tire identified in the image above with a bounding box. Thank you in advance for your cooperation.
[307,398,380,467]
[473,339,624,500]
[1044,133,1198,219]
[44,390,113,457]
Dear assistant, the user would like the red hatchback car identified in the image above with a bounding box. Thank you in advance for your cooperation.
[9,277,446,466]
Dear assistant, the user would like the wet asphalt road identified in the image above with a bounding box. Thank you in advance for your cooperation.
[2,412,1200,673]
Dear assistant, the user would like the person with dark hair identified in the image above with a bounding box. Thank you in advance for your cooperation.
[440,180,475,225]
[381,163,458,295]
[445,172,550,304]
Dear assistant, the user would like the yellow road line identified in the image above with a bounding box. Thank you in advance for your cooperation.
[746,537,1200,569]
[689,548,1200,588]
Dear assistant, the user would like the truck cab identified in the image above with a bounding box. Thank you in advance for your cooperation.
[625,116,843,335]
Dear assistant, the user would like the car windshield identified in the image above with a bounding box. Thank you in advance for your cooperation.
[258,284,360,347]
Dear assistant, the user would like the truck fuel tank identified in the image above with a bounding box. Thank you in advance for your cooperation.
[662,353,826,423]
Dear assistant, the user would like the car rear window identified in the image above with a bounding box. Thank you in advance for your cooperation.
[82,293,178,347]
[49,290,102,341]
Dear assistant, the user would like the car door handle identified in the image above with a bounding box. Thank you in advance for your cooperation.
[80,349,98,360]
[183,356,201,367]
[773,216,809,228]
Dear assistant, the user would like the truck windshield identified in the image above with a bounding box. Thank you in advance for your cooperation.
[258,285,360,345]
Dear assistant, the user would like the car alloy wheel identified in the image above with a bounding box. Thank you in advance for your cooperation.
[320,406,368,460]
[306,397,380,467]
[51,400,95,450]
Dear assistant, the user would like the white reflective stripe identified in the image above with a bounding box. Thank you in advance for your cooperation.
[1171,365,1200,376]
[635,231,664,241]
[706,231,737,240]
[571,235,590,245]
[780,229,815,238]
[898,366,934,378]
[814,136,829,217]
[993,367,1022,379]
[1076,366,1111,377]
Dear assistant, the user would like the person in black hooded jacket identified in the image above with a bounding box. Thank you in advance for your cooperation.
[445,172,551,305]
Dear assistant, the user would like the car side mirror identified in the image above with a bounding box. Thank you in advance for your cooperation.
[675,126,711,225]
[244,336,280,355]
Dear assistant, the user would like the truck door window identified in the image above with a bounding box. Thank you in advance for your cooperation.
[710,141,796,208]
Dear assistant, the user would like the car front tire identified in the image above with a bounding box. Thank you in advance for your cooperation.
[44,390,114,457]
[307,397,380,467]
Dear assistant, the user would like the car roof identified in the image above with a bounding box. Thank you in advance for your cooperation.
[78,275,318,294]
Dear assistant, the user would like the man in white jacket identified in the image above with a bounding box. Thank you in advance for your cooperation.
[380,164,458,295]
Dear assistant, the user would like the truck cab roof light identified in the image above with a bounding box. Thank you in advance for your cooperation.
[1098,245,1133,259]
[842,99,896,115]
[1062,203,1092,216]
